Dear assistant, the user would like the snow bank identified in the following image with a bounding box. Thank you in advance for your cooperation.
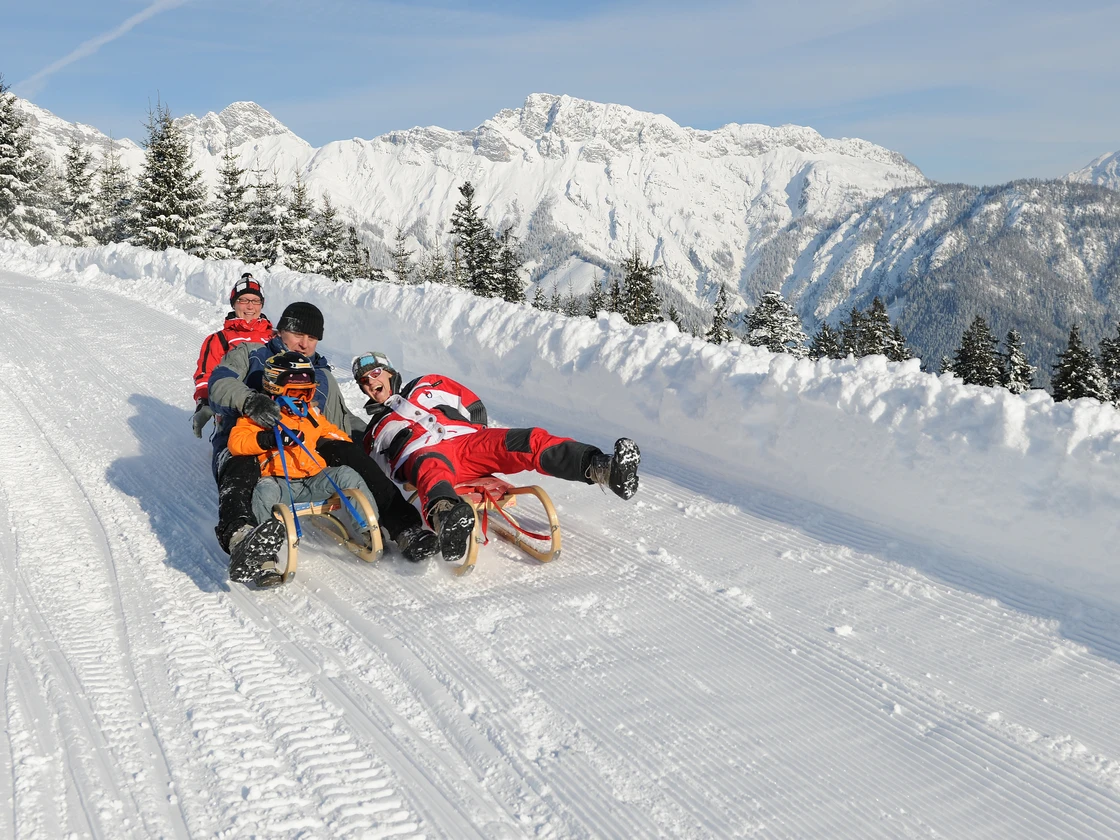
[5,239,1120,609]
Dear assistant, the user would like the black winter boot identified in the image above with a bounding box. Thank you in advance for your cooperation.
[586,438,641,500]
[394,525,440,562]
[228,519,286,586]
[428,499,476,563]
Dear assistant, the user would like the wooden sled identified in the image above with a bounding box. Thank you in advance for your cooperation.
[270,488,383,583]
[448,476,562,577]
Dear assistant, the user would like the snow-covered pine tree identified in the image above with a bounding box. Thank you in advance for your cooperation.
[284,172,315,272]
[495,226,525,303]
[607,275,624,314]
[863,297,894,356]
[531,283,546,310]
[246,170,286,266]
[131,101,210,255]
[705,284,734,344]
[1001,329,1035,395]
[419,244,449,285]
[0,76,58,243]
[666,303,684,331]
[809,322,843,359]
[548,284,562,313]
[840,306,869,356]
[389,225,415,284]
[60,135,101,246]
[1096,325,1120,404]
[342,225,372,281]
[953,315,1002,386]
[95,138,132,244]
[311,195,347,281]
[210,144,252,261]
[1051,325,1109,402]
[449,181,499,297]
[585,280,607,317]
[887,324,912,362]
[746,290,807,356]
[563,280,583,316]
[620,247,663,326]
[939,356,956,376]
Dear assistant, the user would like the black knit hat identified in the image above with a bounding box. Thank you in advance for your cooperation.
[276,301,324,340]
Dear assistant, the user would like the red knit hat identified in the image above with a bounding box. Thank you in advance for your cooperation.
[230,273,264,305]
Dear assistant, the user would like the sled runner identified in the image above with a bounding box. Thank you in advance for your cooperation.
[446,476,562,576]
[270,489,382,583]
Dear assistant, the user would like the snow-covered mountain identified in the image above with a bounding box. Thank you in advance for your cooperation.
[1068,149,1120,192]
[20,93,928,313]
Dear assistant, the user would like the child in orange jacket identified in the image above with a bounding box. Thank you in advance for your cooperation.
[226,351,373,585]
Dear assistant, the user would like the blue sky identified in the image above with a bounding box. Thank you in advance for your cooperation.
[4,0,1118,185]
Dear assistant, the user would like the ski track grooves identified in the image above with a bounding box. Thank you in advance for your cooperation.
[4,268,1120,837]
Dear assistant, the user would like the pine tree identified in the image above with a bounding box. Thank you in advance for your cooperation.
[0,76,57,243]
[419,244,449,285]
[746,290,807,356]
[60,135,100,246]
[1052,325,1110,402]
[666,303,684,331]
[449,181,499,296]
[1097,325,1120,404]
[953,315,1002,387]
[131,101,210,254]
[620,247,663,326]
[939,356,956,376]
[886,324,912,362]
[706,284,734,344]
[342,225,371,281]
[495,226,525,303]
[531,283,547,310]
[840,306,869,356]
[246,170,286,267]
[389,225,415,284]
[607,275,624,314]
[95,139,132,244]
[585,280,607,317]
[562,280,583,316]
[311,195,346,281]
[809,322,843,359]
[548,284,562,313]
[863,297,894,356]
[210,144,252,261]
[1001,329,1035,395]
[283,172,315,272]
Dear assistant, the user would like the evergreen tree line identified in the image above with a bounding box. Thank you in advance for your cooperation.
[0,81,380,281]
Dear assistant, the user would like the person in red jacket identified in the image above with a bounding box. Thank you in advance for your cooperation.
[352,350,641,563]
[191,273,274,437]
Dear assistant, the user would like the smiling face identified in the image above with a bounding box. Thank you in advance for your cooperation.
[359,368,394,404]
[232,294,263,321]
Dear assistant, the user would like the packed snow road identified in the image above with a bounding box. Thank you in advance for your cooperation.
[4,264,1120,838]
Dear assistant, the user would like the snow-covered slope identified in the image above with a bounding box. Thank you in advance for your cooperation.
[1068,150,1120,191]
[21,93,928,309]
[4,239,1120,837]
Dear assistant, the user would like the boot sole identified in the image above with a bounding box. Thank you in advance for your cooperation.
[439,503,476,563]
[228,518,287,583]
[610,439,641,500]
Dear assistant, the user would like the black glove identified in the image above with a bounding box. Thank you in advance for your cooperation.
[243,392,281,429]
[191,399,214,438]
[257,428,305,450]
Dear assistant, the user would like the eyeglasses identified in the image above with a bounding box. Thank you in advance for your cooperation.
[361,368,385,384]
[235,297,263,306]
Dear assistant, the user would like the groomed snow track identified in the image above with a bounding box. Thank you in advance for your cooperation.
[3,258,1120,838]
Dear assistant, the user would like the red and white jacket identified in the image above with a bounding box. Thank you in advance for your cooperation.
[192,313,274,401]
[361,374,489,478]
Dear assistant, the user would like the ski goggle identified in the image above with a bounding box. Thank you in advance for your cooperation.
[359,367,385,385]
[352,352,393,380]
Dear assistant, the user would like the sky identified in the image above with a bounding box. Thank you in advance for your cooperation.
[3,0,1119,185]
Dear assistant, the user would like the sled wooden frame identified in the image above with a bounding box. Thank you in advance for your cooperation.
[271,489,383,583]
[439,476,562,577]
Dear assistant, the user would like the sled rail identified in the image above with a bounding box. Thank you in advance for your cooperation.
[272,488,382,583]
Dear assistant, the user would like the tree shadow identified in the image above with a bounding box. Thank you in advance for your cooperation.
[107,394,230,593]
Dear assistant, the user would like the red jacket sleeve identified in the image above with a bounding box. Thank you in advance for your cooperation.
[192,333,223,401]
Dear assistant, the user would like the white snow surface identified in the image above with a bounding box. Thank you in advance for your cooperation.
[1068,149,1120,192]
[3,239,1120,838]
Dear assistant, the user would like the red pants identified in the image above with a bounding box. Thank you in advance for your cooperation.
[400,427,597,521]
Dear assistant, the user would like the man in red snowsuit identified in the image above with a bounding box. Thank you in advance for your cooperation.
[190,273,274,437]
[352,350,641,562]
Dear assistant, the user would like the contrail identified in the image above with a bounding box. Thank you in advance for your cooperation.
[15,0,192,98]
